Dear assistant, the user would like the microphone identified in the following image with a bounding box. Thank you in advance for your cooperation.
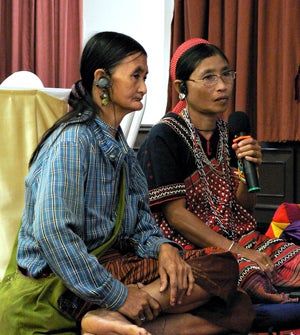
[228,111,261,193]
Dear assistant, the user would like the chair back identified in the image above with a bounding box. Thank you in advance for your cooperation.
[1,71,44,88]
[0,89,67,280]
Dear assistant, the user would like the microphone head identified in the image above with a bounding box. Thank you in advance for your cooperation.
[228,111,251,135]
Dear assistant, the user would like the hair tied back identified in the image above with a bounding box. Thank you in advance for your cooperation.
[71,80,87,100]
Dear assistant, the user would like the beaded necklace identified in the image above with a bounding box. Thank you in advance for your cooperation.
[180,108,238,239]
[101,118,118,133]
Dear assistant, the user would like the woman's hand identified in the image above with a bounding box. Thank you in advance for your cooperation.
[234,244,275,278]
[118,284,161,326]
[232,136,262,165]
[158,243,194,307]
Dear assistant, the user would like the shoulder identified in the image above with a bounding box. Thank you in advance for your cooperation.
[56,120,97,146]
[147,112,186,141]
[138,113,191,163]
[35,121,100,163]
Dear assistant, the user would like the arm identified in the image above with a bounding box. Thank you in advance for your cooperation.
[163,198,235,251]
[163,198,274,276]
[126,158,194,308]
[126,155,180,258]
[236,180,257,213]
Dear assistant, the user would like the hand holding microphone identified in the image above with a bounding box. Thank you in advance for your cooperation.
[228,111,261,193]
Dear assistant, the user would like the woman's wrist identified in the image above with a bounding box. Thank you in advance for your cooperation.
[227,241,241,254]
[228,241,235,251]
[233,242,241,254]
[237,159,247,184]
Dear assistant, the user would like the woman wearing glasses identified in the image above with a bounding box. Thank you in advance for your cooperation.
[138,38,300,304]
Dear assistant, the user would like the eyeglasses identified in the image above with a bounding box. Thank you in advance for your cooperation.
[187,70,236,87]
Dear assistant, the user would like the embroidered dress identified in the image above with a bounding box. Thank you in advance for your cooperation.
[138,111,300,303]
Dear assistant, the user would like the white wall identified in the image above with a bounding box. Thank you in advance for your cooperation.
[82,0,174,125]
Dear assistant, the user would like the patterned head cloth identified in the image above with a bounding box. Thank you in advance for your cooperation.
[170,38,210,113]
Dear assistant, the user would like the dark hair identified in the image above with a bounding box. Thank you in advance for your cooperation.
[29,31,147,166]
[175,43,229,81]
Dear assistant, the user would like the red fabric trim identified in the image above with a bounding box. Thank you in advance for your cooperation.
[150,195,185,207]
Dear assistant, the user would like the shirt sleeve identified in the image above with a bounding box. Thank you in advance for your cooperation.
[125,155,181,258]
[137,123,191,207]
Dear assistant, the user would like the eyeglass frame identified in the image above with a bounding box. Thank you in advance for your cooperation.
[186,70,236,87]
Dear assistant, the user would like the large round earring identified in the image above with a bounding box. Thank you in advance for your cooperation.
[179,92,186,100]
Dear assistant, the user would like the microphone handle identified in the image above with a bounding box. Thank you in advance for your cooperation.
[242,158,261,193]
[233,133,261,193]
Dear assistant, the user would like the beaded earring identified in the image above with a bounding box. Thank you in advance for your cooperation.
[179,92,186,100]
[100,90,109,106]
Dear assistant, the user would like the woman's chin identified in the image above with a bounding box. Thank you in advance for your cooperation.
[131,102,144,112]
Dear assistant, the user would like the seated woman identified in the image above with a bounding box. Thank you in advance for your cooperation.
[0,32,253,335]
[137,37,300,305]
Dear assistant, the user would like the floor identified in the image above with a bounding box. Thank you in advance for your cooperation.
[249,331,300,335]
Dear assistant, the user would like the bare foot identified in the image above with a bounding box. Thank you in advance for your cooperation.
[81,309,151,335]
[144,313,228,335]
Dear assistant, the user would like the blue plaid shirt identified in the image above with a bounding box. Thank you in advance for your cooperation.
[17,115,173,310]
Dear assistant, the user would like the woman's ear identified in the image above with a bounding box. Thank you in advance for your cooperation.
[175,80,188,95]
[174,80,182,94]
[93,69,112,90]
[94,69,106,82]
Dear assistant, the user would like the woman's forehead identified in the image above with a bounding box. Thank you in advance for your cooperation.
[116,53,148,73]
[194,54,229,72]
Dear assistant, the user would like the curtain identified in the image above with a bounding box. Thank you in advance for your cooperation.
[0,0,82,89]
[168,0,300,142]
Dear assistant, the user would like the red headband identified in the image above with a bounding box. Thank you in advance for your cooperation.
[170,38,210,113]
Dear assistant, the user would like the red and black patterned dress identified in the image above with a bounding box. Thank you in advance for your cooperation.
[138,111,300,303]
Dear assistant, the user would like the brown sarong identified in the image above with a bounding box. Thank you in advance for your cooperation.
[71,247,254,334]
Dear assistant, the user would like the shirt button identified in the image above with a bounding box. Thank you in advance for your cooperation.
[109,154,115,159]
